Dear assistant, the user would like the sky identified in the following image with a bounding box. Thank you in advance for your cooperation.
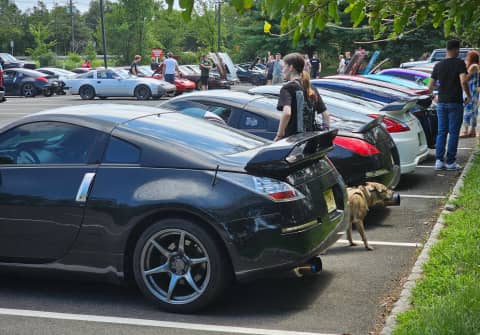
[12,0,180,13]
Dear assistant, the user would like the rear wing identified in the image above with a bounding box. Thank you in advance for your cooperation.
[245,129,338,179]
[353,115,384,133]
[380,99,418,116]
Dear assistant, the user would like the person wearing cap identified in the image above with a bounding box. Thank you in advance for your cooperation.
[163,52,179,84]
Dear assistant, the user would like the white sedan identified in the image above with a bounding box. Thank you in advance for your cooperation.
[65,68,170,100]
[249,85,429,174]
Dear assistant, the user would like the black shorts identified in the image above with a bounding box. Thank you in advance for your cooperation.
[200,76,209,86]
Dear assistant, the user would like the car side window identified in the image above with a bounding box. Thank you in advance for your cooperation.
[4,70,15,80]
[239,111,266,129]
[193,101,232,122]
[0,122,102,165]
[98,70,108,79]
[103,137,141,164]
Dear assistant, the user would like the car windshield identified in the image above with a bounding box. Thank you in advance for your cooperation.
[0,53,17,62]
[113,69,132,79]
[125,113,266,155]
[139,66,154,75]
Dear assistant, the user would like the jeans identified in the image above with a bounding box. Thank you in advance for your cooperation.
[164,73,175,84]
[436,102,464,164]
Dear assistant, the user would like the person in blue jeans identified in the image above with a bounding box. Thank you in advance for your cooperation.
[428,40,472,171]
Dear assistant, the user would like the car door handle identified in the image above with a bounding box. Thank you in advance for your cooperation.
[75,172,96,203]
[97,81,101,84]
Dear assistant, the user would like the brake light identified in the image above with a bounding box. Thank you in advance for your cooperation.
[333,136,380,156]
[36,77,48,82]
[368,114,410,133]
[253,177,304,202]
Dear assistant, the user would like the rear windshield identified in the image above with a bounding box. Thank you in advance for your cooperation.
[124,113,267,155]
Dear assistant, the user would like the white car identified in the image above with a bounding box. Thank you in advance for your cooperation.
[249,85,429,174]
[64,68,169,100]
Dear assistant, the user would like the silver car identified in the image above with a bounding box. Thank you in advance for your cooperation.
[65,68,167,100]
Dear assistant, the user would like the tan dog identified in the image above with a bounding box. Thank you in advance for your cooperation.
[346,182,397,250]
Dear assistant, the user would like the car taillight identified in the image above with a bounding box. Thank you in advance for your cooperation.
[368,114,410,133]
[252,177,304,202]
[333,136,380,156]
[36,77,48,82]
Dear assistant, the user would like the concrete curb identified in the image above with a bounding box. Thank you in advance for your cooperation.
[380,148,479,335]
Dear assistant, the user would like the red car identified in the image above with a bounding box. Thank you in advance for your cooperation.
[138,66,196,95]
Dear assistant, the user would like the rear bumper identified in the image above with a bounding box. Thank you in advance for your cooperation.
[233,206,348,281]
[391,131,429,174]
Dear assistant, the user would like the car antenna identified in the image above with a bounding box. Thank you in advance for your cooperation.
[211,165,220,187]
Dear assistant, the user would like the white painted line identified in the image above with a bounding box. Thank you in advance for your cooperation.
[416,165,435,168]
[458,147,473,150]
[400,194,446,199]
[336,240,421,248]
[0,308,338,335]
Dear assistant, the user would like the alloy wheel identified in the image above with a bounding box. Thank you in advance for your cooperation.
[140,228,211,305]
[22,83,35,97]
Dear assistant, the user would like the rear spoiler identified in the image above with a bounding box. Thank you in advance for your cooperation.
[353,115,384,133]
[380,99,418,116]
[416,95,433,108]
[245,129,338,179]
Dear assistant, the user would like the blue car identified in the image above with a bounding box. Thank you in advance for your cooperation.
[311,79,437,148]
[363,74,428,90]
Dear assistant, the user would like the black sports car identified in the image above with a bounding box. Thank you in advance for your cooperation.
[162,91,401,188]
[0,104,348,312]
[3,68,64,97]
[236,65,267,85]
[0,53,36,70]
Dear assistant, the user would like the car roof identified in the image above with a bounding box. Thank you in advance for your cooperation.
[379,68,429,77]
[168,89,266,108]
[4,104,170,134]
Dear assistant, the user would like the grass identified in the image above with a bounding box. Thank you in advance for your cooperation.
[392,153,480,335]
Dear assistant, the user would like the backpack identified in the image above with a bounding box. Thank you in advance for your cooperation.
[294,81,316,133]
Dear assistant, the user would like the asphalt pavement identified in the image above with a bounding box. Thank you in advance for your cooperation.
[0,94,476,335]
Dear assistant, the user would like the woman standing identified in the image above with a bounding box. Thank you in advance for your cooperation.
[460,50,480,137]
[275,53,329,141]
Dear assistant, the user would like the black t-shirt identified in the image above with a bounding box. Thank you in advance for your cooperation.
[200,60,211,77]
[310,58,320,74]
[431,58,467,103]
[277,80,325,137]
[130,62,138,75]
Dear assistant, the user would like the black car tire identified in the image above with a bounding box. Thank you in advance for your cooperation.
[79,85,96,100]
[134,85,151,100]
[99,96,107,100]
[21,83,36,97]
[133,218,230,313]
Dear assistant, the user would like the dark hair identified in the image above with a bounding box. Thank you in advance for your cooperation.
[446,40,460,51]
[283,53,305,74]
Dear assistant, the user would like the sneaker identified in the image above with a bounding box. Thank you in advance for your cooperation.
[435,160,445,170]
[445,162,462,171]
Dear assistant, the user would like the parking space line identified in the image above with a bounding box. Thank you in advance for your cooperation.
[400,194,446,199]
[336,240,421,247]
[416,165,435,168]
[0,308,339,335]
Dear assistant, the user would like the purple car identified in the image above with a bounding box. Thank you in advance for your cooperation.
[378,68,431,86]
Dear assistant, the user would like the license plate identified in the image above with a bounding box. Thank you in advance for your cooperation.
[324,189,336,213]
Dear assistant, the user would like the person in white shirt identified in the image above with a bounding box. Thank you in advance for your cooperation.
[337,54,346,74]
[162,52,179,84]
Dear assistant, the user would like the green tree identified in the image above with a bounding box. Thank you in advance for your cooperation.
[25,23,56,66]
[0,0,25,54]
